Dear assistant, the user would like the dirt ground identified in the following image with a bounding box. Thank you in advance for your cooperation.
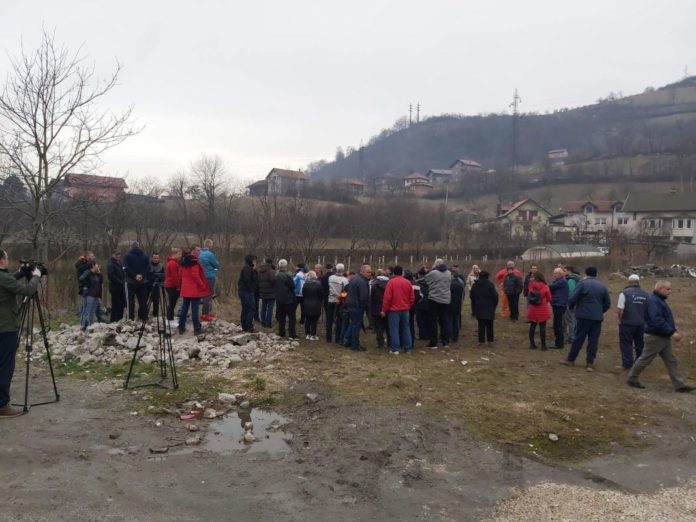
[3,274,696,521]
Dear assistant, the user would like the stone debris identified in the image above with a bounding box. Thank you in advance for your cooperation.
[488,480,696,521]
[305,393,319,403]
[622,264,696,279]
[46,319,294,368]
[548,433,559,442]
[243,432,256,443]
[185,436,202,446]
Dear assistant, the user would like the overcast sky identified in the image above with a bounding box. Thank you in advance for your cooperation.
[1,1,695,185]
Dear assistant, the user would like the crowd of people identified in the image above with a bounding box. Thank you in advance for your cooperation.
[73,246,695,394]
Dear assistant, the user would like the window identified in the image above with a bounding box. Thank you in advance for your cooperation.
[646,219,662,229]
[584,205,594,214]
[595,217,607,225]
[617,217,628,225]
[688,219,693,229]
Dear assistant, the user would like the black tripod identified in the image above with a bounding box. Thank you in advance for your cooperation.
[12,288,60,412]
[123,281,178,390]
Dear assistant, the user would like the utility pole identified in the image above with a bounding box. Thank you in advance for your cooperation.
[416,102,420,123]
[510,88,522,173]
[409,103,412,127]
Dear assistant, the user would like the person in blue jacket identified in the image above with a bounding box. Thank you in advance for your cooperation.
[198,239,220,320]
[549,267,569,349]
[561,266,610,371]
[627,280,695,392]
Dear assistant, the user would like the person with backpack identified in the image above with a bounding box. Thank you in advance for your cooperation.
[502,266,523,321]
[470,271,498,344]
[563,266,581,345]
[274,259,298,340]
[549,267,569,349]
[526,272,552,350]
[301,271,324,340]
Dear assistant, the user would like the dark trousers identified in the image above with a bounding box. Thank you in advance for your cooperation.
[337,312,350,345]
[347,308,364,350]
[261,298,275,328]
[277,302,297,338]
[149,285,161,317]
[506,292,520,320]
[416,309,430,340]
[110,287,125,322]
[254,293,260,322]
[304,314,319,336]
[0,330,19,407]
[552,305,566,348]
[372,314,389,348]
[450,306,462,342]
[165,287,179,322]
[619,324,645,369]
[409,309,416,343]
[477,319,494,343]
[428,301,450,347]
[127,283,149,321]
[297,296,304,324]
[325,302,337,342]
[567,319,602,364]
[239,291,256,331]
[529,321,547,348]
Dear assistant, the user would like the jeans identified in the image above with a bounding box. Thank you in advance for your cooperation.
[178,297,201,333]
[276,302,297,338]
[477,319,494,342]
[564,308,577,344]
[506,292,520,320]
[80,296,100,328]
[552,305,566,348]
[325,302,337,342]
[202,277,216,315]
[628,334,686,389]
[567,319,602,364]
[619,324,645,369]
[388,310,412,352]
[261,298,275,328]
[239,291,256,331]
[347,308,364,350]
[165,287,180,322]
[0,330,19,407]
[428,301,450,347]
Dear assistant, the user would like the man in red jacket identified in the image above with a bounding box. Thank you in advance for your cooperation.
[381,265,415,354]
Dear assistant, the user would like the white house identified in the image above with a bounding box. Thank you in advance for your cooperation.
[622,191,696,243]
[561,200,630,234]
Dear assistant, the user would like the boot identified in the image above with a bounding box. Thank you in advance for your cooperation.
[528,330,537,349]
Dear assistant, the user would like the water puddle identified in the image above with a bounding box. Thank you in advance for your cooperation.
[175,409,292,455]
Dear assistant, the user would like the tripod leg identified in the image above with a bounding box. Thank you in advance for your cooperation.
[22,299,34,412]
[123,289,155,389]
[161,285,178,389]
[34,295,60,402]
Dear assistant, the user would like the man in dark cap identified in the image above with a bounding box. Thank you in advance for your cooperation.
[561,267,611,371]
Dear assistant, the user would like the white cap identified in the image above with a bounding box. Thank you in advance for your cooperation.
[628,274,640,281]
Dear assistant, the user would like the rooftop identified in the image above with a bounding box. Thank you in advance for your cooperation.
[564,200,624,213]
[622,192,696,212]
[450,158,482,169]
[267,168,309,180]
[61,173,128,189]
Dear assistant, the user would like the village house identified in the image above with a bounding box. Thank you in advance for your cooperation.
[547,148,569,167]
[56,173,128,203]
[622,191,696,244]
[560,200,629,236]
[246,179,268,197]
[403,172,432,195]
[449,158,483,176]
[336,178,367,196]
[426,169,454,186]
[266,168,309,196]
[493,198,553,239]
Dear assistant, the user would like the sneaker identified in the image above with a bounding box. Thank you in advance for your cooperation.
[559,360,574,367]
[627,380,645,389]
[305,335,310,340]
[169,320,179,328]
[389,350,400,355]
[427,344,438,350]
[0,403,23,418]
[676,385,696,393]
[442,345,450,349]
[585,364,594,372]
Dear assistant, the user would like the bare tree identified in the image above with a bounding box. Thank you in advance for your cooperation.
[0,29,139,258]
[190,154,228,239]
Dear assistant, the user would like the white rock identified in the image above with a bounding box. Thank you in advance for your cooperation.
[218,393,237,403]
[549,433,559,442]
[243,432,255,443]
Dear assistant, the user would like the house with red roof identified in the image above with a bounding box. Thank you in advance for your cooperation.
[56,173,128,203]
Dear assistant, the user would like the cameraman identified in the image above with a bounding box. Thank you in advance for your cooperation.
[0,249,41,418]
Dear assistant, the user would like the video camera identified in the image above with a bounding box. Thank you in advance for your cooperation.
[19,259,48,279]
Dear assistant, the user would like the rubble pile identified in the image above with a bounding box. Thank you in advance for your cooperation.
[622,264,696,279]
[46,320,296,368]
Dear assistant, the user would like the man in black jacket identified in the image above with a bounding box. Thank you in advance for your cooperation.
[345,265,371,351]
[107,251,125,322]
[273,259,297,339]
[238,254,258,333]
[123,242,150,321]
[257,258,276,328]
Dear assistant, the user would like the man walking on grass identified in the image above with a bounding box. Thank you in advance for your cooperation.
[616,274,649,370]
[627,280,695,392]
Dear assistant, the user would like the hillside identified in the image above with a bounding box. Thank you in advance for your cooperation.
[311,77,696,183]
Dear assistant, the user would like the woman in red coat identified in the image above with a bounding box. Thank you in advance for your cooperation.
[526,272,552,350]
[164,247,182,327]
[178,249,209,335]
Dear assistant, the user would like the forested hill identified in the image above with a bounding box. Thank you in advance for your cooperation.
[310,77,696,180]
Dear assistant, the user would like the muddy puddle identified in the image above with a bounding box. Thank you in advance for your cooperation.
[176,409,292,456]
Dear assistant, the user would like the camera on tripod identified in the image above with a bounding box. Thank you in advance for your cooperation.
[19,259,48,279]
